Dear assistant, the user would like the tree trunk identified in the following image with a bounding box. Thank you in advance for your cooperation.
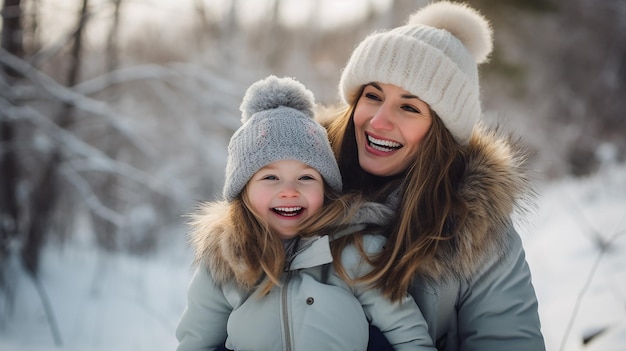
[27,0,42,54]
[1,0,22,286]
[1,0,23,74]
[106,0,122,74]
[22,154,60,274]
[67,0,89,89]
[22,0,91,275]
[0,115,19,279]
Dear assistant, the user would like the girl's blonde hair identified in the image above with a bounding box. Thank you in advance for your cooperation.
[234,182,375,296]
[324,92,469,301]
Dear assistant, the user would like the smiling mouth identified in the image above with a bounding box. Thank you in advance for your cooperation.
[367,134,402,152]
[272,207,303,217]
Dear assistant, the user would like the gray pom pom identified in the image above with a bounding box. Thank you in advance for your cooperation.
[239,75,316,123]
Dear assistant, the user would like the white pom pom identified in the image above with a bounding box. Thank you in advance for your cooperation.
[239,75,316,123]
[408,1,493,64]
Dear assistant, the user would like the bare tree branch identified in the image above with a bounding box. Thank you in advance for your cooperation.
[72,64,180,95]
[0,47,155,159]
[60,165,124,226]
[559,228,626,351]
[0,96,174,200]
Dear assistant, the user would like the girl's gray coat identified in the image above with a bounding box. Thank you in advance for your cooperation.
[175,202,436,351]
[402,126,545,351]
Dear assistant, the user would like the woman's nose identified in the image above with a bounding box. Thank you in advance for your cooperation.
[369,104,394,131]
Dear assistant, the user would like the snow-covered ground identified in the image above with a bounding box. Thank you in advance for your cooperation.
[1,163,625,351]
[521,163,626,351]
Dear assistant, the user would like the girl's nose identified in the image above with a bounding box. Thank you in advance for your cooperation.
[279,183,299,198]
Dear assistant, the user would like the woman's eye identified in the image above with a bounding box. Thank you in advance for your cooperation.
[364,92,382,101]
[402,105,421,114]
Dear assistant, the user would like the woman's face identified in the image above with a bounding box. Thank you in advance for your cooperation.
[353,82,433,176]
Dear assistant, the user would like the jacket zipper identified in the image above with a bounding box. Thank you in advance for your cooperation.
[280,237,320,351]
[281,270,293,351]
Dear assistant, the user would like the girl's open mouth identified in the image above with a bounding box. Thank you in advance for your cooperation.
[272,207,303,217]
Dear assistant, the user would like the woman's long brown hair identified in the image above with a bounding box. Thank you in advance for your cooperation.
[324,95,469,301]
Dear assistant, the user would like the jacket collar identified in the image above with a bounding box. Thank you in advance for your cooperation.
[286,236,333,270]
[186,200,390,288]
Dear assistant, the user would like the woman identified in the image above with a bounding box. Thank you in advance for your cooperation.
[320,2,546,350]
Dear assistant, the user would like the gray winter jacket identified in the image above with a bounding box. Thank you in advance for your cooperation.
[396,126,546,351]
[175,202,436,351]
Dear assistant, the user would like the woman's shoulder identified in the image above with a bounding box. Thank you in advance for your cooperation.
[415,125,536,283]
[459,125,534,270]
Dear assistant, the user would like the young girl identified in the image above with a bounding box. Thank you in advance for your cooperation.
[175,76,435,351]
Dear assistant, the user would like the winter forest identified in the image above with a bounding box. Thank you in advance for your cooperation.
[0,0,625,350]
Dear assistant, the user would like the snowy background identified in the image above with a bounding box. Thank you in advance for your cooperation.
[1,0,625,350]
[1,162,625,351]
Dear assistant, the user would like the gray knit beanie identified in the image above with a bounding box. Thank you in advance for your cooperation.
[339,1,493,145]
[223,75,342,201]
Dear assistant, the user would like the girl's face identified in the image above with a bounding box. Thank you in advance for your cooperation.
[353,83,433,176]
[246,159,325,239]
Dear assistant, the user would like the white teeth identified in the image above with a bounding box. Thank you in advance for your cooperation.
[371,144,393,152]
[273,207,302,217]
[367,135,401,152]
[274,207,302,212]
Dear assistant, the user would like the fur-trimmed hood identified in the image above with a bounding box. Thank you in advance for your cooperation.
[186,124,533,287]
[405,123,535,283]
[186,198,392,288]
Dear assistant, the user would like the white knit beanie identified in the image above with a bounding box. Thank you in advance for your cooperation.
[339,1,493,145]
[223,75,343,201]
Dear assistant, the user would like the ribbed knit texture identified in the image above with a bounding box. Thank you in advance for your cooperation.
[223,76,342,201]
[339,1,492,145]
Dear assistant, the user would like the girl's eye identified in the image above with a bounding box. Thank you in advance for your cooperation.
[262,175,277,180]
[299,175,316,181]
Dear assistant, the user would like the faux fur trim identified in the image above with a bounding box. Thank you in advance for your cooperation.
[187,123,534,286]
[415,123,535,283]
[186,201,254,288]
[186,199,391,288]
